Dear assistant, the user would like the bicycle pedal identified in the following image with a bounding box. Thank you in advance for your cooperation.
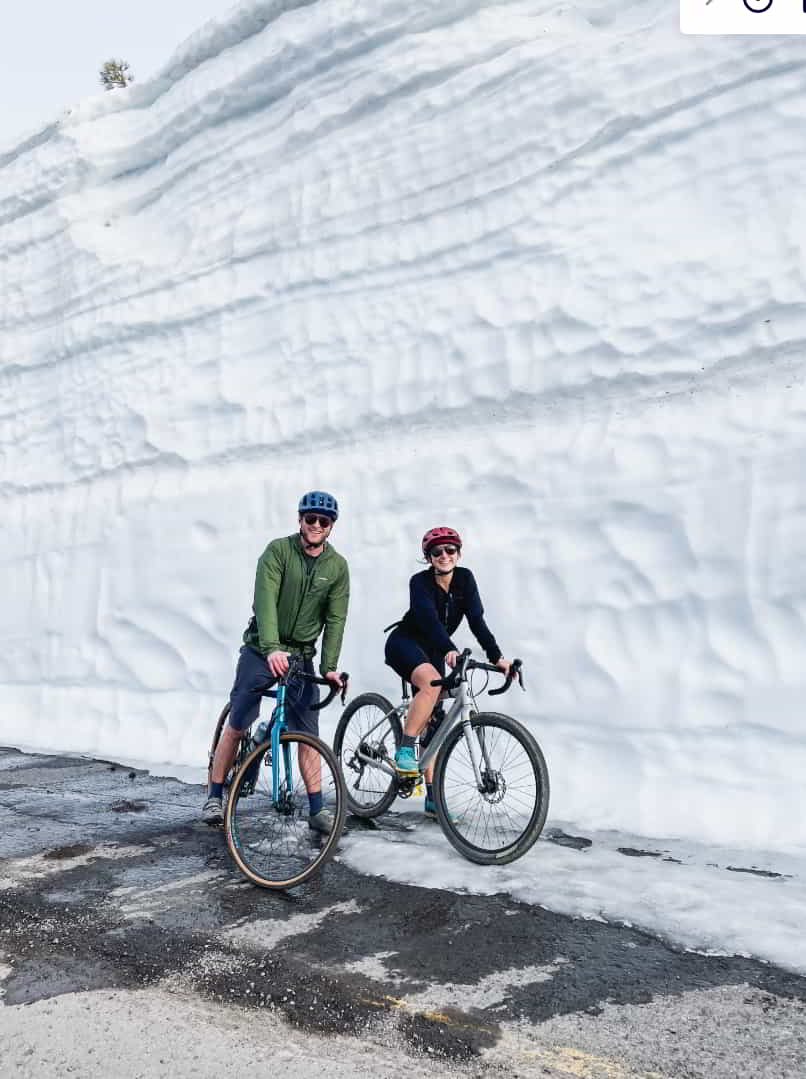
[396,775,418,798]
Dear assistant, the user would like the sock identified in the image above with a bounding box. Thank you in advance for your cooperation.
[401,734,416,749]
[426,784,434,804]
[209,782,223,799]
[308,790,323,816]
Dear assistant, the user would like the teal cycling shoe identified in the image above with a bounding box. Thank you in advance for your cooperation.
[424,797,459,822]
[394,746,419,774]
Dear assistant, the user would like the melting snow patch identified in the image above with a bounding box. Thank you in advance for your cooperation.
[224,899,363,951]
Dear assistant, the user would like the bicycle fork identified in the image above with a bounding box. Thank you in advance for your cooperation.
[460,707,494,792]
[271,684,293,803]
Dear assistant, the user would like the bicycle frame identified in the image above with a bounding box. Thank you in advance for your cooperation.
[355,676,492,788]
[256,660,347,806]
[270,682,293,805]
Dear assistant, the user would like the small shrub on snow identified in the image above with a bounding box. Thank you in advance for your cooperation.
[99,59,134,90]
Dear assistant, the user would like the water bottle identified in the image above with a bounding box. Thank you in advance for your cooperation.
[250,719,271,750]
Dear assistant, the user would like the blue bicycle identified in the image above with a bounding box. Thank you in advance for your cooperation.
[208,656,348,889]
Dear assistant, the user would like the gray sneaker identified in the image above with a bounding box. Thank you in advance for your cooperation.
[202,795,224,826]
[308,808,336,834]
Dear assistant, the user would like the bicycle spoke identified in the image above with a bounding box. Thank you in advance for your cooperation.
[228,737,342,887]
[344,708,392,802]
[335,695,400,817]
[439,718,542,857]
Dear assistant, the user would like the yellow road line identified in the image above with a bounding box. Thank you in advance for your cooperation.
[520,1045,668,1079]
[357,994,494,1034]
[357,996,665,1077]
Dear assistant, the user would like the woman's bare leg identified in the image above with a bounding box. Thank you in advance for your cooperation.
[404,663,441,741]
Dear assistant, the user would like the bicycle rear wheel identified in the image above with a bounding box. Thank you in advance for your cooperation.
[225,732,346,889]
[207,701,254,797]
[433,712,549,865]
[333,693,401,818]
[207,702,231,789]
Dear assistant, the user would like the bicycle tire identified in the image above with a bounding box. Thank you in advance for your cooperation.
[207,700,254,795]
[333,693,401,818]
[433,712,549,865]
[207,701,231,790]
[225,732,346,889]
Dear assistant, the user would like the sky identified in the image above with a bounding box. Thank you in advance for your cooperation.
[0,1,232,148]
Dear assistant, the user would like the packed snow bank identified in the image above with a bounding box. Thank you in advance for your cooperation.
[338,811,806,976]
[2,0,806,852]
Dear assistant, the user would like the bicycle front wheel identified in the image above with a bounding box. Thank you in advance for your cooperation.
[433,712,549,865]
[225,732,346,889]
[333,693,401,818]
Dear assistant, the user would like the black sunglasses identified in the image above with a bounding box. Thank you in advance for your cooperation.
[429,545,458,557]
[302,514,333,528]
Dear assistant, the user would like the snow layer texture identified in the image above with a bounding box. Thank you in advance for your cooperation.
[2,0,806,852]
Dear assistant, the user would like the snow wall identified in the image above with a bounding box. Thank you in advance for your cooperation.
[2,0,806,851]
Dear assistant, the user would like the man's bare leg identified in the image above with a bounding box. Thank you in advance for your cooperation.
[202,725,244,825]
[210,725,242,788]
[298,741,321,795]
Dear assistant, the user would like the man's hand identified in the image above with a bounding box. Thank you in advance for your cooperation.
[324,670,345,688]
[445,650,459,668]
[496,657,512,677]
[268,650,290,677]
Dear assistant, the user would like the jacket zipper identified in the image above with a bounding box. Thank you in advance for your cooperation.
[290,541,328,644]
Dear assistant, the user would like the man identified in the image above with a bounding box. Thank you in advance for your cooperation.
[203,490,349,831]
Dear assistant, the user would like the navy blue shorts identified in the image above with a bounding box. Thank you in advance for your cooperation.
[227,646,320,734]
[384,629,444,684]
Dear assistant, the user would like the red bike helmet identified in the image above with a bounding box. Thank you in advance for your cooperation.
[422,526,462,557]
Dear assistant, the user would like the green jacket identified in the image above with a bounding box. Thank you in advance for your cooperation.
[242,534,350,675]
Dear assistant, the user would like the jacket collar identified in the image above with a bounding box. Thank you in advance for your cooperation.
[429,565,457,591]
[293,532,333,561]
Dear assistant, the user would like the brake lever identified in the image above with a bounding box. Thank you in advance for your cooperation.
[489,658,523,697]
[340,672,350,705]
[513,659,525,691]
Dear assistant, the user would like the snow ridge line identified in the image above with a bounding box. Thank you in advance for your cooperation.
[63,1,532,188]
[2,341,804,501]
[0,123,62,171]
[0,0,529,168]
[0,1,320,162]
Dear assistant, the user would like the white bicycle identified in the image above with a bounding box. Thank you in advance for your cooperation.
[333,649,549,865]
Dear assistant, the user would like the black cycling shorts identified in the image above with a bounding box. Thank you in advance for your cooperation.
[384,629,444,684]
[228,646,320,734]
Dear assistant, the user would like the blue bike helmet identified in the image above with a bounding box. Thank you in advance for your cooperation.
[298,490,339,520]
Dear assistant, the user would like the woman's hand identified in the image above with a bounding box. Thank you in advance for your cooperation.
[445,650,459,668]
[496,657,512,677]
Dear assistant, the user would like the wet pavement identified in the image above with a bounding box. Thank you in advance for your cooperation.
[1,745,805,1077]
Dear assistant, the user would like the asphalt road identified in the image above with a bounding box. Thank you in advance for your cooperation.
[1,746,804,1078]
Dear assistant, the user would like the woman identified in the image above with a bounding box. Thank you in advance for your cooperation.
[384,527,511,817]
